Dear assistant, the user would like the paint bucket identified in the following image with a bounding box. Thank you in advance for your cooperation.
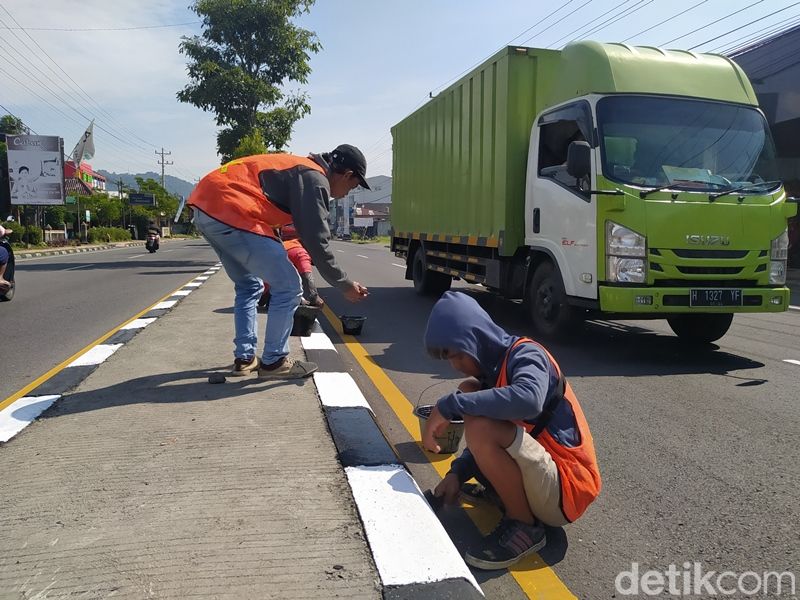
[413,404,464,454]
[291,305,319,336]
[340,315,366,335]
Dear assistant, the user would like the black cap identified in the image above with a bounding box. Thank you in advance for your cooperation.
[331,144,370,190]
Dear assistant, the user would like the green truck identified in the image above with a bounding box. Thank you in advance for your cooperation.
[390,41,798,344]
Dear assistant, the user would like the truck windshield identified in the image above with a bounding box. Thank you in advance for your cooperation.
[596,96,779,194]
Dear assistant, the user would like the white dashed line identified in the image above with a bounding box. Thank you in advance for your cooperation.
[63,264,91,271]
[336,249,344,253]
[783,359,800,366]
[357,255,369,259]
[392,263,405,268]
[790,305,799,312]
[129,254,147,258]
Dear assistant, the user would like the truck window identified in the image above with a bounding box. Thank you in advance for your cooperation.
[538,120,588,195]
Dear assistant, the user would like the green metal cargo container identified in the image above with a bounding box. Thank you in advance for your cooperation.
[391,47,561,255]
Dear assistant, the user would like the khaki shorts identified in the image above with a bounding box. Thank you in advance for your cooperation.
[506,426,569,527]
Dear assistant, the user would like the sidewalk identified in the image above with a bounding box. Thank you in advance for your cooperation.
[0,269,480,598]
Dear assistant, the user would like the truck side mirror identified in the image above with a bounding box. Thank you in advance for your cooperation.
[567,141,591,179]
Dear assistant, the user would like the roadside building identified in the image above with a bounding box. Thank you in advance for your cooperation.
[730,25,800,265]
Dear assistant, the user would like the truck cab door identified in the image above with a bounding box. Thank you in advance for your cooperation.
[525,100,598,300]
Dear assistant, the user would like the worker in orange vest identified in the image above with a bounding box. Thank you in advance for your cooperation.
[423,291,601,570]
[188,145,369,379]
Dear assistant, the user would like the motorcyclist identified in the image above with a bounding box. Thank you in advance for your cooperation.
[146,222,160,251]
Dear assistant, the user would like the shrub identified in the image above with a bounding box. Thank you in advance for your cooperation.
[23,225,43,245]
[87,227,132,243]
[2,221,24,243]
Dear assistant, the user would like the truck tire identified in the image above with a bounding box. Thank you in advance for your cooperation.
[412,247,451,296]
[527,261,575,338]
[667,313,733,345]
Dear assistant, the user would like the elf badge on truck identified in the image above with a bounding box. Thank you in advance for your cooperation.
[390,42,798,345]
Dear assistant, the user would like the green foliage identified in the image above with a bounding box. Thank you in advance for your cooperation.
[230,128,268,160]
[87,226,132,243]
[178,0,320,159]
[2,220,23,243]
[44,205,67,228]
[23,225,43,245]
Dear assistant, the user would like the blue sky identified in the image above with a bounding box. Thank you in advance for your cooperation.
[1,0,797,183]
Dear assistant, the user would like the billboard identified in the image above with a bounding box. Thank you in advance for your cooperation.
[129,193,156,206]
[5,135,65,205]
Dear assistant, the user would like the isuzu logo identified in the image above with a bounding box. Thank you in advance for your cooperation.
[686,234,730,246]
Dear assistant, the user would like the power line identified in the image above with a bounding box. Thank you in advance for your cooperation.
[156,148,173,188]
[548,0,653,48]
[688,2,800,50]
[716,14,800,54]
[545,0,637,48]
[519,0,594,46]
[621,0,711,43]
[659,0,766,47]
[0,21,200,32]
[0,103,37,134]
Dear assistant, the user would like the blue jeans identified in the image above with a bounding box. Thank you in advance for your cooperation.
[194,210,301,364]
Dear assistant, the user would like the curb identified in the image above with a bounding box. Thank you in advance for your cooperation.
[15,242,146,259]
[0,266,222,442]
[301,324,484,599]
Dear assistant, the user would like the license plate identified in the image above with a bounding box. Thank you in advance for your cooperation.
[689,289,742,307]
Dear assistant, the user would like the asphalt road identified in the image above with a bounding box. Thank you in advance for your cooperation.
[0,240,219,403]
[317,240,800,600]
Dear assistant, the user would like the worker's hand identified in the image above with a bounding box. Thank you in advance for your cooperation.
[422,405,449,454]
[434,472,461,506]
[343,281,369,302]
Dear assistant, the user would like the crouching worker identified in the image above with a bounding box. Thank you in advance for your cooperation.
[422,291,601,570]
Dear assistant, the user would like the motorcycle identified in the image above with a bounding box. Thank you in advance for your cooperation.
[0,227,15,302]
[145,232,160,253]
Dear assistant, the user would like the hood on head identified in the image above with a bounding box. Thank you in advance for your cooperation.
[424,291,515,377]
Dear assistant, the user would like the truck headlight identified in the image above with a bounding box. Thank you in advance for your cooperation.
[769,228,788,285]
[607,257,646,283]
[606,221,646,283]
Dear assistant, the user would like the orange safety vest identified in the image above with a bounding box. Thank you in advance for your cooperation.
[282,238,304,252]
[497,338,601,522]
[187,154,326,238]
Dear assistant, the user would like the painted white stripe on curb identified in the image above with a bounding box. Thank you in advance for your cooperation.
[790,305,800,311]
[784,359,800,366]
[171,290,193,297]
[68,344,123,367]
[301,331,337,351]
[313,372,372,411]
[345,465,482,592]
[195,276,210,281]
[202,271,215,275]
[121,318,157,330]
[0,395,61,442]
[152,300,178,310]
[184,282,203,288]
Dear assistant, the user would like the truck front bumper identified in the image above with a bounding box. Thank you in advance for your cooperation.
[599,285,791,313]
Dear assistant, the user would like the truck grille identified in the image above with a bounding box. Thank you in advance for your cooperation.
[670,249,749,259]
[676,266,743,275]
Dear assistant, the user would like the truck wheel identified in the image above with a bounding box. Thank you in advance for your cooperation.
[667,313,733,345]
[412,247,451,296]
[527,262,574,338]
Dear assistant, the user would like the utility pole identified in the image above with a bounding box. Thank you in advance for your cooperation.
[155,147,173,189]
[116,178,126,227]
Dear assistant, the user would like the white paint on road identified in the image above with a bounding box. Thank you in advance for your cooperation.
[790,305,799,311]
[0,395,61,442]
[336,249,344,253]
[345,465,482,592]
[121,318,157,330]
[195,276,210,281]
[392,263,405,268]
[357,254,369,259]
[783,359,800,366]
[129,254,147,258]
[184,282,203,288]
[152,300,178,310]
[313,372,372,411]
[68,344,123,367]
[63,264,91,271]
[171,290,193,297]
[300,330,337,351]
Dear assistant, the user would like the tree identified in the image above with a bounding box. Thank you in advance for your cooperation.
[177,0,320,161]
[230,128,268,160]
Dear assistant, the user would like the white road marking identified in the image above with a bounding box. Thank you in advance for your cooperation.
[313,372,372,411]
[121,318,157,330]
[392,263,405,268]
[790,305,799,311]
[162,249,174,252]
[336,249,344,253]
[68,344,123,367]
[152,300,178,310]
[129,254,147,258]
[63,264,91,271]
[783,359,800,366]
[357,254,369,259]
[195,276,210,281]
[300,330,337,351]
[345,465,481,592]
[171,290,193,296]
[0,395,60,442]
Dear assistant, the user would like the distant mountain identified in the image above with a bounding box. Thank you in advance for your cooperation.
[96,170,195,199]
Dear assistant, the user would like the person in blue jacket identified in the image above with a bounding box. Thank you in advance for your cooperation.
[422,291,601,570]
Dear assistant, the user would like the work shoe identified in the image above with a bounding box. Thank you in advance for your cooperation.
[230,356,260,376]
[464,517,546,570]
[258,358,318,379]
[460,482,504,510]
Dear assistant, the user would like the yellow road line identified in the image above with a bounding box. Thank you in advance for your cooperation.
[320,304,577,599]
[0,277,206,412]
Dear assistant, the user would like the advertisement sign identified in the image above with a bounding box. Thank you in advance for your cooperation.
[129,193,155,206]
[354,217,374,227]
[6,135,65,205]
